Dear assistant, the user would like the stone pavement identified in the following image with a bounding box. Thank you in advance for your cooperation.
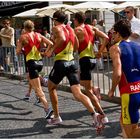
[0,76,122,139]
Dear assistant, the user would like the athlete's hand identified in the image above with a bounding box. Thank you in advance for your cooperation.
[44,50,52,57]
[108,90,114,98]
[95,52,102,59]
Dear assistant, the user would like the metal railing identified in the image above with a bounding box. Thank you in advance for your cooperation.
[0,46,120,97]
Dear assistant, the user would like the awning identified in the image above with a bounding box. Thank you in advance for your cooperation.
[0,2,49,17]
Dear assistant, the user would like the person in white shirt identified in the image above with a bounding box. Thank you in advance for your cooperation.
[0,19,18,73]
[124,6,140,44]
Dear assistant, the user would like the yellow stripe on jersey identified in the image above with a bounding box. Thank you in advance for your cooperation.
[26,45,42,61]
[79,41,95,59]
[54,42,74,61]
[121,94,131,124]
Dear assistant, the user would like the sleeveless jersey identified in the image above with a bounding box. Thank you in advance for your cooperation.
[119,40,140,94]
[23,32,42,62]
[54,25,75,61]
[78,25,95,59]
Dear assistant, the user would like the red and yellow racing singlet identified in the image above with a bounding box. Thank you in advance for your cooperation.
[78,25,95,59]
[54,25,75,61]
[23,32,42,62]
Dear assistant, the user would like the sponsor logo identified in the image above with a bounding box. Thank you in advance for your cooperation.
[130,83,140,92]
[131,68,139,72]
[123,106,128,120]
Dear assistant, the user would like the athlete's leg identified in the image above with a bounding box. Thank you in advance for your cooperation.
[29,77,49,110]
[79,57,104,114]
[71,84,97,113]
[80,80,105,115]
[121,93,140,138]
[47,79,59,118]
[70,84,105,134]
[26,73,32,97]
[121,123,140,138]
[120,118,128,138]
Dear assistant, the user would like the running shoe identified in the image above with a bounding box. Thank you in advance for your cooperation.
[102,116,109,124]
[47,116,63,125]
[45,107,54,119]
[92,113,105,135]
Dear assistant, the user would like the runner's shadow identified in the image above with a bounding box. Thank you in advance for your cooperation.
[61,121,121,138]
[0,118,51,138]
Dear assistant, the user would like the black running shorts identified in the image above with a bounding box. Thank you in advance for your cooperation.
[26,59,43,79]
[49,60,79,86]
[79,57,96,80]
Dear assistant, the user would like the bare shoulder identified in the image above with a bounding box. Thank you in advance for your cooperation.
[74,27,83,36]
[87,24,93,29]
[92,26,99,31]
[52,26,61,33]
[19,33,28,42]
[109,44,119,52]
[109,44,120,58]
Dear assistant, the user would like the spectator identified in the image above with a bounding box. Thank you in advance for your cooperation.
[92,19,97,27]
[0,18,18,73]
[95,20,106,70]
[43,28,50,39]
[124,6,140,44]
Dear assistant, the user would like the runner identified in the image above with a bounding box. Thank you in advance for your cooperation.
[45,10,105,134]
[108,19,140,138]
[74,12,109,123]
[16,20,53,119]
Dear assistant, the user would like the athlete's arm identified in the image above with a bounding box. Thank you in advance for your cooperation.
[74,35,79,52]
[16,35,27,55]
[44,26,64,57]
[40,34,53,55]
[52,26,66,50]
[40,34,53,47]
[93,26,109,58]
[108,45,122,97]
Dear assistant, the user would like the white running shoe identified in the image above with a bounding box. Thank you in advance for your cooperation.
[47,116,62,125]
[93,113,104,128]
[93,113,105,135]
[102,116,109,124]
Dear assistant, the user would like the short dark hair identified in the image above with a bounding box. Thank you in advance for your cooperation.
[74,12,85,24]
[125,6,135,13]
[113,19,131,38]
[53,10,67,23]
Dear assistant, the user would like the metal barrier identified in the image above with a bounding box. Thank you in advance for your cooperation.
[0,46,119,97]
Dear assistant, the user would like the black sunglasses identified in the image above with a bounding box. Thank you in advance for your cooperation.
[124,11,130,14]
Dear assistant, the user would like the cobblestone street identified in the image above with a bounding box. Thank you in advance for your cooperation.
[0,76,122,138]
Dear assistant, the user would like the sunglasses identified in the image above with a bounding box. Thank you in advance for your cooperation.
[3,22,10,25]
[124,11,130,14]
[52,18,58,21]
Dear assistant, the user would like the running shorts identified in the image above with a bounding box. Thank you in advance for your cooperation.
[121,92,140,124]
[49,60,79,86]
[79,57,96,80]
[26,59,43,79]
